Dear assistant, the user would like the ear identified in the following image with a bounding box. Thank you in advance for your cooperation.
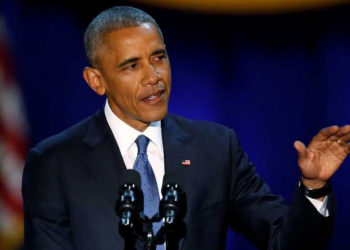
[83,67,106,96]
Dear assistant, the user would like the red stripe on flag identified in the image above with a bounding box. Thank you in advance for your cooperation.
[0,41,15,84]
[0,177,23,216]
[0,119,28,159]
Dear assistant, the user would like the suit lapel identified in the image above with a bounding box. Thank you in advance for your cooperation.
[162,115,198,249]
[83,110,126,208]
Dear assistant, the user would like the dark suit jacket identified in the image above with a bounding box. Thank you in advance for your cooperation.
[22,110,335,250]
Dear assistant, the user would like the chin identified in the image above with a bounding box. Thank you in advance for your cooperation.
[144,108,168,122]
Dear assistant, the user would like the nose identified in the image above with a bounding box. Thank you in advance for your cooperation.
[142,63,160,86]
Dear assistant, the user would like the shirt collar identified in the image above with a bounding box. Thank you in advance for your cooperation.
[104,100,163,156]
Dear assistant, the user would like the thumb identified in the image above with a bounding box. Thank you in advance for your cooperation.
[294,140,308,159]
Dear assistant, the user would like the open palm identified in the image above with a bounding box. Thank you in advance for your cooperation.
[294,125,350,188]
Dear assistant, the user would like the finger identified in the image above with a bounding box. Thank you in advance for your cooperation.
[294,141,307,159]
[314,125,339,141]
[336,138,350,154]
[336,125,350,137]
[341,133,350,143]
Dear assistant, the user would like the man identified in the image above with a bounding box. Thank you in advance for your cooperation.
[22,6,350,250]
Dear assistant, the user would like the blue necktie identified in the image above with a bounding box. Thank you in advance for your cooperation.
[133,135,163,249]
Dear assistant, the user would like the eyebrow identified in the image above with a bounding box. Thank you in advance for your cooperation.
[118,57,140,68]
[150,48,167,56]
[117,48,167,68]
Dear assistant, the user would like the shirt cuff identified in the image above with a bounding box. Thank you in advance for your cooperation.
[306,195,329,217]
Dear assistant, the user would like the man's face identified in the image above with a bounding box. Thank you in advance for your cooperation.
[94,23,171,131]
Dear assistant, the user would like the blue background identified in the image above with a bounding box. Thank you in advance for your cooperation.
[2,0,350,249]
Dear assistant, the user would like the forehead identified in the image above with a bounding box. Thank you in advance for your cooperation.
[100,23,163,59]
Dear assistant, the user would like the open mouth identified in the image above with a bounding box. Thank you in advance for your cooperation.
[142,90,165,104]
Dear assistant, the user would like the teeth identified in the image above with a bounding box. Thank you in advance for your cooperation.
[147,95,157,100]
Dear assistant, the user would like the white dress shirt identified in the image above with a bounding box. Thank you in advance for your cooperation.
[104,101,164,197]
[104,101,328,216]
[306,195,329,216]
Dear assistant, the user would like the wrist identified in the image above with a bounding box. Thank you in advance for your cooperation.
[299,177,332,199]
[300,177,327,189]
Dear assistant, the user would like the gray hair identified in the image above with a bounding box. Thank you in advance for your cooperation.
[84,6,163,67]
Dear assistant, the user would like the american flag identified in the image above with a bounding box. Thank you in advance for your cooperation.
[0,16,27,249]
[181,159,191,166]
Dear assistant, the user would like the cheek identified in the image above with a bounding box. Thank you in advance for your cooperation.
[159,64,171,78]
[124,86,140,107]
[109,82,135,105]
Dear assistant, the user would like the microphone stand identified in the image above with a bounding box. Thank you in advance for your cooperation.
[145,214,186,250]
[117,172,187,250]
[119,211,167,250]
[119,211,146,250]
[144,214,165,250]
[143,216,157,250]
[119,209,186,250]
[119,223,136,250]
[162,218,186,250]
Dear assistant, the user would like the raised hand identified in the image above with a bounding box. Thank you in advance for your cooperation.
[294,125,350,189]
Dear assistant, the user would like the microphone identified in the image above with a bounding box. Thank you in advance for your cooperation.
[116,169,143,230]
[158,173,187,250]
[159,173,186,226]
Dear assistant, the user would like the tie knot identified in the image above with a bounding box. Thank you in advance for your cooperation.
[135,135,150,155]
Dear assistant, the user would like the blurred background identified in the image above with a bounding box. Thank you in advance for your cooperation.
[1,0,350,249]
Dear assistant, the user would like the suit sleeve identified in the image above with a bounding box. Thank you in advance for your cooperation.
[22,148,75,250]
[227,130,335,249]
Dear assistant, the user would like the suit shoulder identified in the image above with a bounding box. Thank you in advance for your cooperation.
[166,114,235,138]
[33,111,99,154]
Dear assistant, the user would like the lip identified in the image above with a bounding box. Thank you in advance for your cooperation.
[141,89,166,105]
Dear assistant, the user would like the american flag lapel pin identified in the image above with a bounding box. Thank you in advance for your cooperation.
[181,159,191,166]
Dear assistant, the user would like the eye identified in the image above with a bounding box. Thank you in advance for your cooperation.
[154,53,167,61]
[124,63,138,70]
